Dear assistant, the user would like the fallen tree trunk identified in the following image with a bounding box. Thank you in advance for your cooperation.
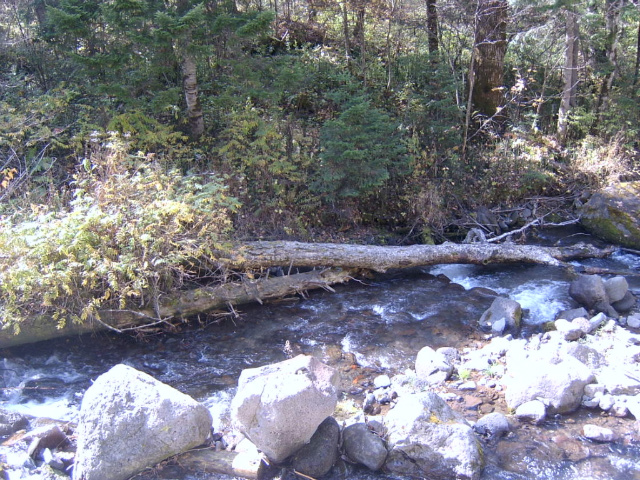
[215,240,615,272]
[170,448,271,480]
[0,241,615,349]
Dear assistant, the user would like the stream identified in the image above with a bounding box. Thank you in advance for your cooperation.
[2,230,640,480]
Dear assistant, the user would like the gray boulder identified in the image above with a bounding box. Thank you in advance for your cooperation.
[473,412,510,440]
[342,423,388,471]
[479,297,521,332]
[569,275,608,311]
[604,276,629,303]
[514,400,547,424]
[556,307,589,322]
[504,355,595,414]
[73,364,212,480]
[415,346,453,383]
[230,355,339,463]
[385,392,484,480]
[580,181,640,249]
[612,291,636,312]
[292,416,340,478]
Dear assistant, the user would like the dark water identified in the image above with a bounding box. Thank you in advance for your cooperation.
[2,242,640,479]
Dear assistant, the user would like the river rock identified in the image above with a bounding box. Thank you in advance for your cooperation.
[604,276,629,303]
[596,366,640,395]
[342,422,387,471]
[385,392,484,480]
[415,346,453,383]
[0,409,29,436]
[515,400,547,424]
[569,275,609,311]
[628,314,640,329]
[473,412,510,440]
[230,354,340,463]
[291,416,340,478]
[479,297,521,332]
[556,307,589,322]
[554,319,584,341]
[583,424,615,442]
[580,181,640,249]
[612,291,637,313]
[504,355,595,414]
[73,364,212,480]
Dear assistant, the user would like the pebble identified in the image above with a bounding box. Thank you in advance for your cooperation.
[373,375,391,389]
[583,424,615,442]
[459,381,477,391]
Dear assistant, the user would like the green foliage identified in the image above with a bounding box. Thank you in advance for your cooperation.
[313,98,409,201]
[0,133,238,333]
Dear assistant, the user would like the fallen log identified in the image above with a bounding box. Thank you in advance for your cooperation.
[215,240,616,272]
[0,241,616,349]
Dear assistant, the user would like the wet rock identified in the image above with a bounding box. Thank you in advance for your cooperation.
[0,409,29,437]
[292,416,340,478]
[473,412,510,440]
[73,364,212,480]
[580,181,640,249]
[23,424,68,453]
[612,291,637,313]
[605,276,629,304]
[514,400,546,424]
[556,307,589,322]
[504,355,595,414]
[479,297,521,332]
[415,346,453,383]
[231,354,339,463]
[583,424,615,442]
[342,422,387,471]
[385,392,484,480]
[569,275,608,311]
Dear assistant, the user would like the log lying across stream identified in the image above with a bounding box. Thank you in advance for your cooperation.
[0,241,616,349]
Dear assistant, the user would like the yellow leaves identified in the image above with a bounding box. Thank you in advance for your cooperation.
[0,168,18,190]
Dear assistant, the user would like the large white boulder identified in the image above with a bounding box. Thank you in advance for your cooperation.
[73,364,212,480]
[504,355,595,414]
[385,392,484,480]
[230,355,340,463]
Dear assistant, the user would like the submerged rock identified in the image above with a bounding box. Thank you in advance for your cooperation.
[385,392,484,480]
[73,364,212,480]
[230,354,340,463]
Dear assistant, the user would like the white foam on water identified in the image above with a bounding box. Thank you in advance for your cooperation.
[3,397,79,423]
[510,281,571,324]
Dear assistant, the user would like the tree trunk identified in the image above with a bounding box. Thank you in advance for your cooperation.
[471,0,508,132]
[182,52,205,139]
[593,0,624,131]
[557,10,579,142]
[426,0,439,55]
[0,241,615,349]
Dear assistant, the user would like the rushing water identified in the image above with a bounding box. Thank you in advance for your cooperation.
[2,234,640,480]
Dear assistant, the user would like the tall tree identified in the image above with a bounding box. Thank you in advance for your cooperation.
[470,0,508,126]
[557,8,579,142]
[426,0,439,55]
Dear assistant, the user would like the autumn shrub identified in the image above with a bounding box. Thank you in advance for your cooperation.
[0,133,238,334]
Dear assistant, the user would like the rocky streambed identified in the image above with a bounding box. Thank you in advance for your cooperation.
[1,256,640,480]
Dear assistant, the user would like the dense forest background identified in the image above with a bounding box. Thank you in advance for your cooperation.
[0,0,639,330]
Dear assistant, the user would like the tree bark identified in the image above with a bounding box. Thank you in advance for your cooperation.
[557,10,579,142]
[181,52,205,139]
[426,0,439,55]
[471,0,508,131]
